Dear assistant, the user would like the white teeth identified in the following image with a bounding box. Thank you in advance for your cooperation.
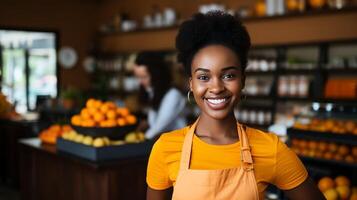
[207,98,226,104]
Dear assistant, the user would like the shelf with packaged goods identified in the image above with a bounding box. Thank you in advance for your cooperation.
[99,7,357,52]
[277,97,357,104]
[299,155,357,169]
[287,128,357,146]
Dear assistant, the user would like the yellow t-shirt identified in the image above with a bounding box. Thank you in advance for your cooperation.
[147,125,308,199]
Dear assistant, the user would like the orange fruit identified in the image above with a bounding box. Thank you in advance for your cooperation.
[323,152,333,160]
[336,186,351,200]
[315,151,323,158]
[94,100,103,108]
[318,177,335,192]
[71,115,82,126]
[352,147,357,157]
[117,107,130,117]
[93,112,105,123]
[62,125,72,133]
[106,109,117,120]
[86,98,96,108]
[337,145,349,156]
[308,141,318,149]
[105,101,116,109]
[117,118,127,126]
[99,121,109,127]
[88,107,99,116]
[345,155,354,163]
[335,176,350,187]
[318,142,328,152]
[299,140,308,148]
[81,119,96,127]
[105,119,117,127]
[126,115,137,125]
[80,108,91,119]
[291,139,300,146]
[333,154,343,161]
[49,124,61,132]
[100,103,110,113]
[328,143,338,153]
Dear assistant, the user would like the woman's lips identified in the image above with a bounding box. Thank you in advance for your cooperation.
[204,97,230,110]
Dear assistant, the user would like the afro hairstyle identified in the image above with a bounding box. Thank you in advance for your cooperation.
[175,11,251,76]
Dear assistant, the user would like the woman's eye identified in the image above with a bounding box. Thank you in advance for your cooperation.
[222,74,235,79]
[197,75,209,80]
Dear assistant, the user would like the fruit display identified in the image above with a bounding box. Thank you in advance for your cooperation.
[317,175,356,200]
[71,98,137,128]
[61,130,146,148]
[293,118,357,135]
[290,138,357,164]
[39,124,73,144]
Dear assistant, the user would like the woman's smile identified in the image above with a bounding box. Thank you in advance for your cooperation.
[204,96,231,110]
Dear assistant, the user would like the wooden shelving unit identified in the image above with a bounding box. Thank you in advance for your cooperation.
[99,7,357,52]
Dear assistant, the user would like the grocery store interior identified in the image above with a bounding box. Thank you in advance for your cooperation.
[0,0,357,199]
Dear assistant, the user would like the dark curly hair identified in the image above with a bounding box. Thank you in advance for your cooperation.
[135,51,172,111]
[176,11,251,76]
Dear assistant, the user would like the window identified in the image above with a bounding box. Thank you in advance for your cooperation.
[0,30,57,113]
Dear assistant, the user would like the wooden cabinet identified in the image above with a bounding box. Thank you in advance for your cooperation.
[19,138,148,200]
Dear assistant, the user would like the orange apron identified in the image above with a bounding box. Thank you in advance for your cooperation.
[172,120,260,200]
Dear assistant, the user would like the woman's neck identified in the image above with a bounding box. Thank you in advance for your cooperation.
[195,113,239,144]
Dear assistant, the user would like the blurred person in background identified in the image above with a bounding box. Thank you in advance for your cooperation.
[133,52,187,140]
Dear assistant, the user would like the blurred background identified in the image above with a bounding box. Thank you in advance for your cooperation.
[0,0,357,200]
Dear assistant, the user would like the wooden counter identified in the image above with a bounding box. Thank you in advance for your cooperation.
[19,138,148,200]
[0,119,36,186]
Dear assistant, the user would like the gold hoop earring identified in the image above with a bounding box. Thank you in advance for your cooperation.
[187,90,193,104]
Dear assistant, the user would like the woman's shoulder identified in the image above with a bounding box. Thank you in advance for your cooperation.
[153,126,189,152]
[244,125,282,155]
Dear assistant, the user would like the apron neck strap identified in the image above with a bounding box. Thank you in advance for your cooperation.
[179,119,253,171]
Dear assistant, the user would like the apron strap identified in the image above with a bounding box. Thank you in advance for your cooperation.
[238,124,254,171]
[179,119,199,170]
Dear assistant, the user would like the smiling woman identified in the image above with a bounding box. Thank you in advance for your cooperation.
[146,11,326,200]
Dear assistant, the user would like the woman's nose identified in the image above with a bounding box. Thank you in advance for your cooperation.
[209,78,225,94]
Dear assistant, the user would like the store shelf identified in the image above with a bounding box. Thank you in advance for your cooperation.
[277,97,357,104]
[278,69,318,75]
[246,95,274,100]
[245,71,276,76]
[323,68,357,75]
[99,8,357,52]
[287,128,357,146]
[299,155,357,169]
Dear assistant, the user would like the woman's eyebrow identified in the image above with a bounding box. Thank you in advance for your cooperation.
[194,68,210,73]
[221,66,240,71]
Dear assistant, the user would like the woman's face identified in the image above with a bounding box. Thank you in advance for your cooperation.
[133,64,151,89]
[190,45,245,120]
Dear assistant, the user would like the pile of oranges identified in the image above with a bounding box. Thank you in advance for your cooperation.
[71,98,137,128]
[293,119,357,135]
[291,139,357,163]
[39,124,73,144]
[318,176,356,200]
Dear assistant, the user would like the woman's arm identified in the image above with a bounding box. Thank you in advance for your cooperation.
[283,177,326,200]
[147,187,173,200]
